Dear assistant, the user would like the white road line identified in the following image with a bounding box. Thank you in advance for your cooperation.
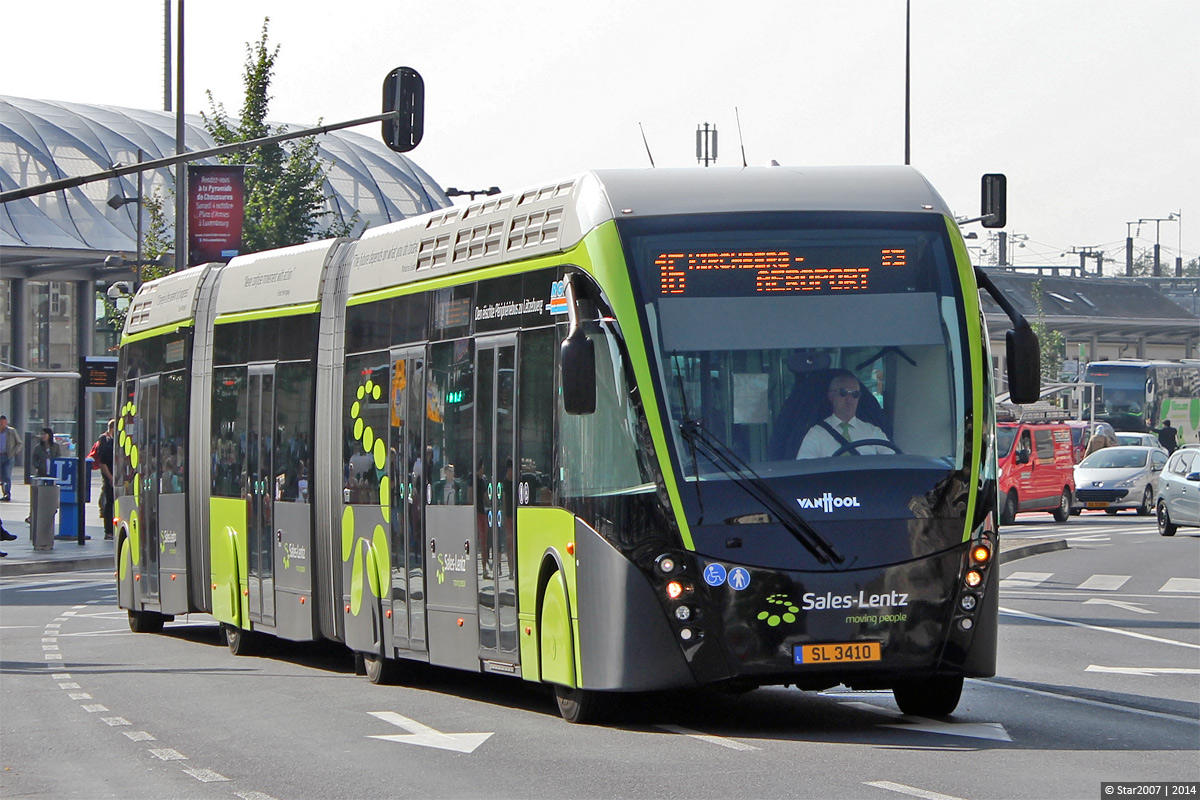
[123,731,156,741]
[1077,574,1131,591]
[972,679,1200,725]
[148,748,187,761]
[1160,577,1200,593]
[101,717,131,726]
[864,780,968,800]
[1000,606,1200,650]
[1086,665,1200,676]
[1000,571,1053,589]
[235,792,282,800]
[182,767,230,782]
[655,724,761,751]
[81,704,108,713]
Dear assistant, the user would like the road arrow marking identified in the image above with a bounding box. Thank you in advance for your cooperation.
[1083,598,1155,614]
[1086,665,1200,677]
[367,711,493,754]
[840,701,1012,741]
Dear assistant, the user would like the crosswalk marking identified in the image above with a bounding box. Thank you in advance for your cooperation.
[1000,571,1053,589]
[1159,577,1200,593]
[1076,574,1130,591]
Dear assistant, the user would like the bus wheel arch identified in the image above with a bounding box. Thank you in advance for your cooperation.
[892,675,963,717]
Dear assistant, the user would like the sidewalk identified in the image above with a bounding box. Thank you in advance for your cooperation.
[0,477,114,576]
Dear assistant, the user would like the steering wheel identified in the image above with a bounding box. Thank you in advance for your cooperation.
[831,438,902,457]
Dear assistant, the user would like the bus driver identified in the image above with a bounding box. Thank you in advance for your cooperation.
[797,370,891,458]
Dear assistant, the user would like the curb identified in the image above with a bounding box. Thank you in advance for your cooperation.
[999,539,1069,564]
[0,557,114,577]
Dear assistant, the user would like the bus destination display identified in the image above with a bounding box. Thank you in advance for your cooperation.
[655,247,911,296]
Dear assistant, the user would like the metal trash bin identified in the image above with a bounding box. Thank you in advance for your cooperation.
[31,477,60,551]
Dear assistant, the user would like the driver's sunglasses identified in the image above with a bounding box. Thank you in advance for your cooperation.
[832,388,861,398]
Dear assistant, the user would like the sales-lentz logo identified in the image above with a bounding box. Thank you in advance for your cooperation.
[797,492,861,513]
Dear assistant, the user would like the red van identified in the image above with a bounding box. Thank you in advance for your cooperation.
[997,422,1076,524]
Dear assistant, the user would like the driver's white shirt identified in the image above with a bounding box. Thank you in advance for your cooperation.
[797,415,889,458]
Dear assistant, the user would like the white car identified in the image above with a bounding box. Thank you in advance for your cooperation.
[1073,445,1168,515]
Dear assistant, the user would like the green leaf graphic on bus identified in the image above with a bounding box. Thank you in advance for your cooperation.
[757,593,800,627]
[340,376,390,616]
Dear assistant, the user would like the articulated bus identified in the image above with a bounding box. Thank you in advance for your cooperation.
[1084,359,1200,446]
[115,167,1037,721]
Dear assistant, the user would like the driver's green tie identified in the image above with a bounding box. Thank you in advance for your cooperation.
[840,421,851,455]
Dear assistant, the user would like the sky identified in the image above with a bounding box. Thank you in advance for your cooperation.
[3,0,1197,273]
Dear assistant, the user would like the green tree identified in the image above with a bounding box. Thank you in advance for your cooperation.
[201,17,357,252]
[1030,279,1065,382]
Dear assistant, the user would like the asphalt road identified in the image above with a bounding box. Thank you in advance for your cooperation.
[1,512,1196,800]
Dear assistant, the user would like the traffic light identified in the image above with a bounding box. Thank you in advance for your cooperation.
[382,67,425,153]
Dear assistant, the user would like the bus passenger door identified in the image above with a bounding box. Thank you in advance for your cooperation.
[138,377,161,602]
[246,366,276,627]
[388,348,427,652]
[477,336,518,665]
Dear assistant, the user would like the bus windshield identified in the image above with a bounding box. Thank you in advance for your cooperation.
[620,212,968,481]
[1086,365,1148,415]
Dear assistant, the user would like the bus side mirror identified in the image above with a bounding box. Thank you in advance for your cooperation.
[981,173,1006,229]
[561,330,596,415]
[1006,322,1040,404]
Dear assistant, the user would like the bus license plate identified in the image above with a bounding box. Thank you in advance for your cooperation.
[795,642,881,665]
[1086,501,1108,509]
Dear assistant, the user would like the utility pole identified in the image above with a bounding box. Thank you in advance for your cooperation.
[1125,222,1136,277]
[1069,246,1104,277]
[696,123,718,167]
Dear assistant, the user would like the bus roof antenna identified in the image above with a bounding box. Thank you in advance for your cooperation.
[638,123,656,168]
[735,107,747,167]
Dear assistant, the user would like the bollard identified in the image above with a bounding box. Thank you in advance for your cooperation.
[30,477,59,551]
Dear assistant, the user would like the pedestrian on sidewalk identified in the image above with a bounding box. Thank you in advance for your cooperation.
[0,510,13,555]
[0,414,21,502]
[95,419,116,540]
[1156,419,1178,455]
[27,427,61,524]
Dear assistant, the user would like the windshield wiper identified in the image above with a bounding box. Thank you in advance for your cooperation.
[680,419,844,566]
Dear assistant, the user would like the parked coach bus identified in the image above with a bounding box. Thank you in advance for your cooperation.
[1084,359,1200,447]
[114,167,1038,722]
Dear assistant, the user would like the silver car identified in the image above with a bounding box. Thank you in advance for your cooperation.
[1156,444,1200,536]
[1073,445,1168,515]
[1115,432,1167,452]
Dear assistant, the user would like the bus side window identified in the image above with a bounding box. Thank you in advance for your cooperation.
[519,329,556,505]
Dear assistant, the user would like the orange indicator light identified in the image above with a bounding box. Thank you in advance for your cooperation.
[457,617,464,627]
[566,542,575,556]
[965,570,983,588]
[972,545,991,564]
[667,581,684,599]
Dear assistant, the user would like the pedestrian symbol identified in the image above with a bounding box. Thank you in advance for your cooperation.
[703,563,727,587]
[728,567,751,591]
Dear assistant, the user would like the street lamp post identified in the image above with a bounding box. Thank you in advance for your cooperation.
[106,150,144,288]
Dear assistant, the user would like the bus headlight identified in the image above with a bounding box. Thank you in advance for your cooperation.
[965,570,983,588]
[674,605,692,622]
[666,581,693,600]
[960,594,978,612]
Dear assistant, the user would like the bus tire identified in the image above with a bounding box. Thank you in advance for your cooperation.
[223,622,256,656]
[1052,489,1071,523]
[364,653,403,685]
[1157,501,1177,537]
[892,676,963,717]
[1000,490,1018,526]
[554,684,606,725]
[128,610,166,634]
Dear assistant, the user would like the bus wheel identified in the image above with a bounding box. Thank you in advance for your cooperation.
[223,623,256,656]
[364,653,403,685]
[1157,501,1177,537]
[1052,489,1071,523]
[128,610,166,634]
[1137,487,1154,516]
[554,684,606,724]
[1000,491,1018,526]
[893,676,963,717]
